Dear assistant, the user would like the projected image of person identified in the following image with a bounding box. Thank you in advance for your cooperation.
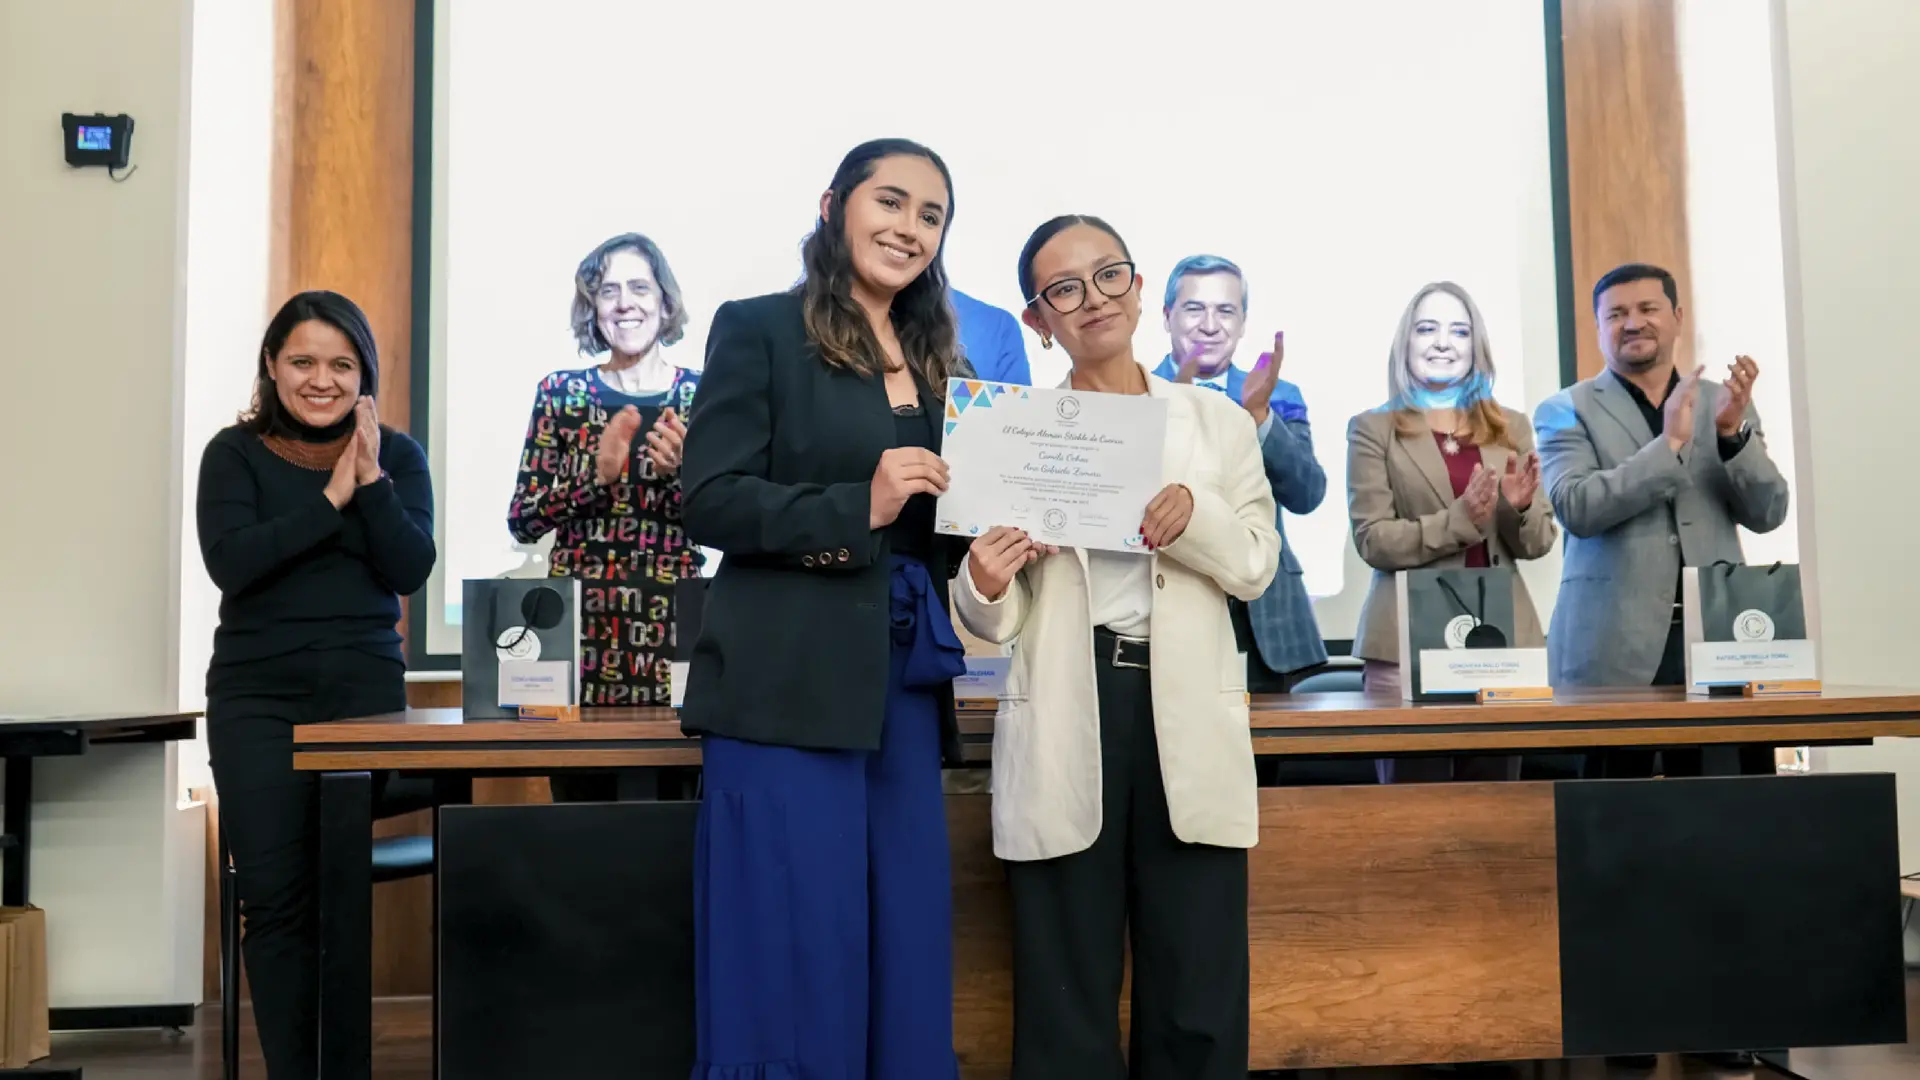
[956,217,1279,1080]
[197,291,436,1080]
[505,234,702,799]
[1150,255,1327,692]
[1346,282,1555,780]
[951,286,1032,384]
[677,138,969,1080]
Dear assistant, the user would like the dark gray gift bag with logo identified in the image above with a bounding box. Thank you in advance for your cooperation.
[1688,562,1807,644]
[1682,561,1809,689]
[1394,566,1519,702]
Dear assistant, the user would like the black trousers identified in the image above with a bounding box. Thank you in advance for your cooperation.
[1006,631,1249,1080]
[206,648,405,1080]
[1588,613,1776,779]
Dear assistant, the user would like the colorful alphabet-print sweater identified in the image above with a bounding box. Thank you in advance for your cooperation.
[506,366,703,706]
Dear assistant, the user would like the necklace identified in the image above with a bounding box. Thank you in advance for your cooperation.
[1441,435,1461,456]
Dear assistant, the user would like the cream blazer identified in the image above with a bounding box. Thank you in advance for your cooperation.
[1345,406,1558,664]
[954,374,1281,862]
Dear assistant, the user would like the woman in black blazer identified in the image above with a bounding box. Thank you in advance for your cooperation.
[678,138,977,1080]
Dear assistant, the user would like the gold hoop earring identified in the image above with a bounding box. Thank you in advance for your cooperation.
[1040,332,1053,350]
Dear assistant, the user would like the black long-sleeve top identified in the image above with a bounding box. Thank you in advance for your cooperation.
[196,424,437,669]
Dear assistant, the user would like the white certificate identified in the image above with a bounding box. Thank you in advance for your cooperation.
[936,378,1168,554]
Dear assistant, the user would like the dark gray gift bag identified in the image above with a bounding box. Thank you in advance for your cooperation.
[1394,566,1519,702]
[1683,561,1809,689]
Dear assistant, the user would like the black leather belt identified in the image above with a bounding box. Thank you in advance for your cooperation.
[1094,626,1150,670]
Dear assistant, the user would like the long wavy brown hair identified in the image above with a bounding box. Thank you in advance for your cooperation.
[796,138,960,396]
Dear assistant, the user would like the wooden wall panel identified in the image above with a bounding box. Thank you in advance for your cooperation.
[1560,0,1694,380]
[277,0,416,426]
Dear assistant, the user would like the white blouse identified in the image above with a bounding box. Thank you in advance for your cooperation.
[1087,549,1152,638]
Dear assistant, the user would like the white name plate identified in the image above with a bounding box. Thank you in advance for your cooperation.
[955,656,1010,701]
[1688,639,1818,693]
[1415,647,1550,698]
[499,660,573,707]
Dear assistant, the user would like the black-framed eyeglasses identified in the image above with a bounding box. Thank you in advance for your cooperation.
[1029,261,1137,314]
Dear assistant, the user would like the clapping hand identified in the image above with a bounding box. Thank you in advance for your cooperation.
[1243,332,1283,425]
[1715,355,1758,438]
[1461,464,1498,528]
[1662,367,1702,452]
[353,396,382,485]
[966,526,1054,601]
[645,407,687,476]
[595,405,644,485]
[325,430,358,510]
[1500,451,1540,510]
[1172,341,1207,384]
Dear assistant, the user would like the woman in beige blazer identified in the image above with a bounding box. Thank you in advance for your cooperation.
[953,215,1280,1080]
[1347,281,1557,782]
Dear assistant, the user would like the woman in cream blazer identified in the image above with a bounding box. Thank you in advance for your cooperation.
[953,215,1279,1080]
[1347,281,1557,782]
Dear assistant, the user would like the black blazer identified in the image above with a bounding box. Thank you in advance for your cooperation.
[678,291,965,762]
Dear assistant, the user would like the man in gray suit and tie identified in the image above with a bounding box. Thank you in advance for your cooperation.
[1534,263,1790,780]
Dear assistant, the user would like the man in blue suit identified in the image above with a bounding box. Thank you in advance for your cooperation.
[1151,255,1328,691]
[950,287,1032,385]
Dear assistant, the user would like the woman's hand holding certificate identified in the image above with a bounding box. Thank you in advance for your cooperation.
[1140,484,1194,550]
[965,526,1057,601]
[870,447,949,529]
[936,378,1168,553]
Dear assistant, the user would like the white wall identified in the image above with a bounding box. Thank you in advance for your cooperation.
[1679,0,1800,569]
[1772,0,1920,872]
[0,0,191,717]
[0,0,206,1010]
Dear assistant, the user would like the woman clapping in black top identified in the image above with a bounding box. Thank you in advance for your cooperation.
[195,290,435,1080]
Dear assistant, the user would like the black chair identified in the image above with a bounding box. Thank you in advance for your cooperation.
[217,775,445,1080]
[1289,666,1364,693]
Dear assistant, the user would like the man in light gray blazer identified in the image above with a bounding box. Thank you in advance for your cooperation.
[1534,263,1790,695]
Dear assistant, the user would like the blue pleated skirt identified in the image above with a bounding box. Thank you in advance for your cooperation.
[690,556,965,1080]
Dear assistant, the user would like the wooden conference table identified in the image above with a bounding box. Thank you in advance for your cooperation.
[294,688,1920,1080]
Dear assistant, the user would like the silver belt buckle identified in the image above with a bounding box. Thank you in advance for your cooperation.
[1110,634,1149,670]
